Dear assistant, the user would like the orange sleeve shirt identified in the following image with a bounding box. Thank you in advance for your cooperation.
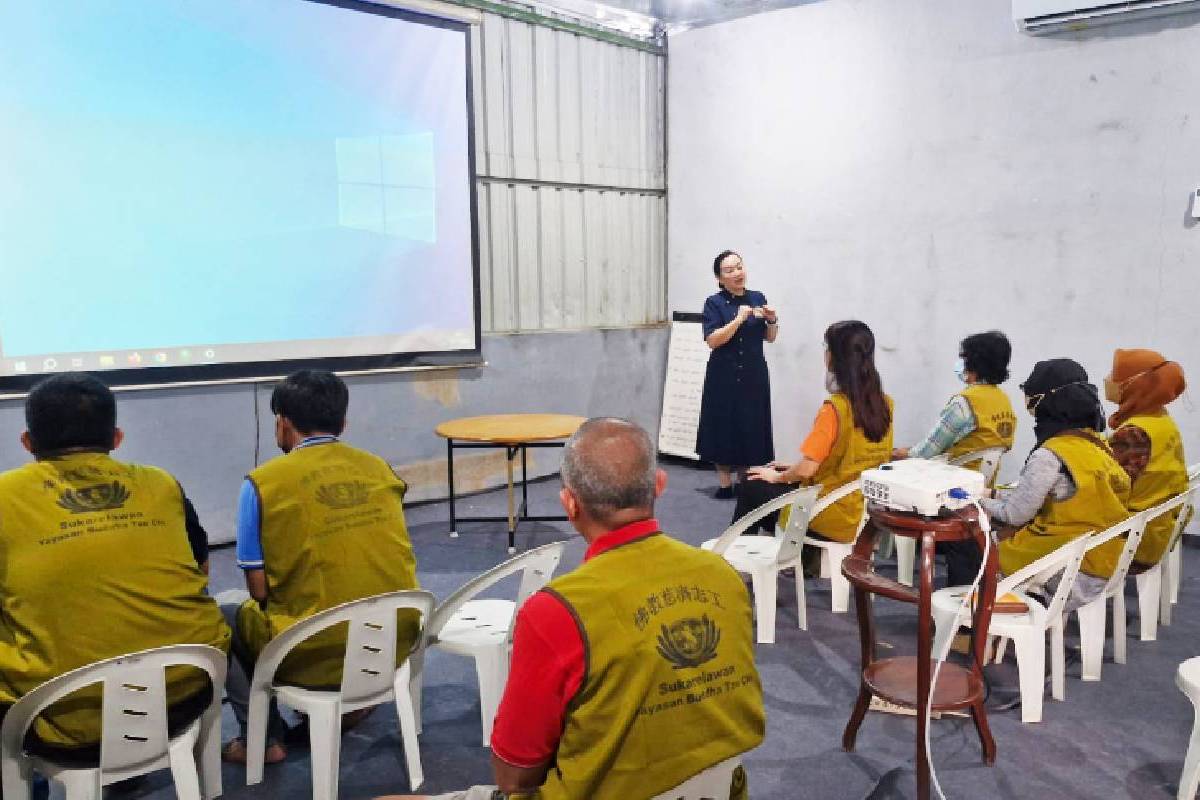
[800,402,839,463]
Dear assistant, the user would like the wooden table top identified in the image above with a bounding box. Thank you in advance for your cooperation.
[435,414,587,444]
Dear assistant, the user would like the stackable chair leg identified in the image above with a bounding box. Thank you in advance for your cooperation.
[895,537,915,587]
[407,649,425,733]
[196,704,223,800]
[1113,591,1128,665]
[794,565,808,632]
[474,647,509,747]
[1011,632,1047,724]
[1050,618,1067,702]
[825,545,854,614]
[305,697,343,800]
[750,568,777,645]
[1135,566,1163,642]
[168,732,203,800]
[393,661,424,790]
[1171,543,1183,606]
[1076,599,1108,681]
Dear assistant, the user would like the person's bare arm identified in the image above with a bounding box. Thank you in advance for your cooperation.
[244,568,268,602]
[493,753,551,794]
[747,457,820,484]
[762,305,779,343]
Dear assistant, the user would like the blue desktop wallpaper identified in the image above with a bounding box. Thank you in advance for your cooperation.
[0,0,474,361]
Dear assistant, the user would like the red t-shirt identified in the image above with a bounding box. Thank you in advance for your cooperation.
[489,518,661,768]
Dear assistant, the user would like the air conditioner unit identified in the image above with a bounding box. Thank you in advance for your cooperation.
[1014,0,1200,34]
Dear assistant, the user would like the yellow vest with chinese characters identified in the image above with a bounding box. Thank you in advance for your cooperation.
[999,433,1131,579]
[1116,411,1188,566]
[0,452,230,747]
[947,384,1017,475]
[241,441,419,687]
[516,532,764,800]
[807,393,894,543]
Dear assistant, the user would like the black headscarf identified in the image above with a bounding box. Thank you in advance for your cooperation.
[1020,358,1105,449]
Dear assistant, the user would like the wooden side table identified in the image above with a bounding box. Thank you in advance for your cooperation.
[841,503,998,800]
[435,414,586,552]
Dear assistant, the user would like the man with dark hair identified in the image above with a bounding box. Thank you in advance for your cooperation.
[380,418,765,800]
[0,373,229,752]
[221,370,420,763]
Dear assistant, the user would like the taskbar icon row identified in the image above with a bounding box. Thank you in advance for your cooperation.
[7,348,219,375]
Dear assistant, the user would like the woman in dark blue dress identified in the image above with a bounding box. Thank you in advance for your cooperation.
[695,250,778,498]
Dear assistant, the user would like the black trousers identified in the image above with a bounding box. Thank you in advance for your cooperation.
[938,539,985,587]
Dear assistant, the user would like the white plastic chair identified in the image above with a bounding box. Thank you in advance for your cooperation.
[1134,486,1199,639]
[1177,657,1200,800]
[930,536,1090,723]
[1161,464,1200,621]
[650,757,740,800]
[702,483,865,643]
[245,589,435,799]
[702,486,821,644]
[895,448,1006,586]
[1073,511,1151,681]
[413,542,564,746]
[0,644,226,800]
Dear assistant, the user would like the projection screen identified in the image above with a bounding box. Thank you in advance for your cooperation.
[0,0,480,394]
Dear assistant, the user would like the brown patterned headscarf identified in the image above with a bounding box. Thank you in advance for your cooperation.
[1106,348,1185,429]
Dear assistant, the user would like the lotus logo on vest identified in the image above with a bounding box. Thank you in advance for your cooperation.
[656,614,722,669]
[56,481,130,514]
[997,420,1014,439]
[315,481,371,509]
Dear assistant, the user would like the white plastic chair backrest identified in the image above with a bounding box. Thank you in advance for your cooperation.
[1188,462,1200,482]
[948,447,1006,485]
[1163,481,1200,554]
[250,590,434,706]
[649,757,739,800]
[707,486,821,561]
[1087,510,1151,599]
[995,534,1091,621]
[424,541,565,645]
[0,644,225,797]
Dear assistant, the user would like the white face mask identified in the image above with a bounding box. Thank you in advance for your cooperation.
[825,371,839,394]
[955,357,968,383]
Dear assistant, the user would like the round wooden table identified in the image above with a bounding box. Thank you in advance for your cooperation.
[435,414,586,552]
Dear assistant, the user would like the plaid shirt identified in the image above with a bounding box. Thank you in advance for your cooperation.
[909,394,977,459]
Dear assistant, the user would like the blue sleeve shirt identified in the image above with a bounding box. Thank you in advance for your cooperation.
[235,478,264,570]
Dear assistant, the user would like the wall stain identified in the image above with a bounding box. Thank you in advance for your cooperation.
[392,449,546,503]
[1096,119,1128,133]
[413,375,462,408]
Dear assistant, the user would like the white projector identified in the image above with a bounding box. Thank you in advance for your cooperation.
[860,459,986,517]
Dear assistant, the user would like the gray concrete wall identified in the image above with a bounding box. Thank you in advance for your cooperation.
[0,326,669,543]
[667,0,1200,483]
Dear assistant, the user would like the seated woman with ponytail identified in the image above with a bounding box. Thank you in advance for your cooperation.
[1104,349,1188,569]
[735,320,893,545]
[943,359,1132,598]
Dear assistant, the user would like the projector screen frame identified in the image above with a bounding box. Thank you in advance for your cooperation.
[0,0,484,397]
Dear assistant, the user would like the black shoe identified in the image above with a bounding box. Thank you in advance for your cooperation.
[715,486,735,500]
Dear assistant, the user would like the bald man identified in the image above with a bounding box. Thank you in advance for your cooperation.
[381,418,765,800]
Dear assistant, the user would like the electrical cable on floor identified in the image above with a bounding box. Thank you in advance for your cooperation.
[925,501,992,800]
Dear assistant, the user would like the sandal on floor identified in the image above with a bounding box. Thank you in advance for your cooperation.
[221,737,287,765]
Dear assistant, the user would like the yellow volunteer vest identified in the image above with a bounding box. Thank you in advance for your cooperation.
[807,393,894,543]
[999,433,1132,579]
[0,452,230,747]
[242,441,419,687]
[1117,411,1188,566]
[947,384,1017,471]
[518,532,764,800]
